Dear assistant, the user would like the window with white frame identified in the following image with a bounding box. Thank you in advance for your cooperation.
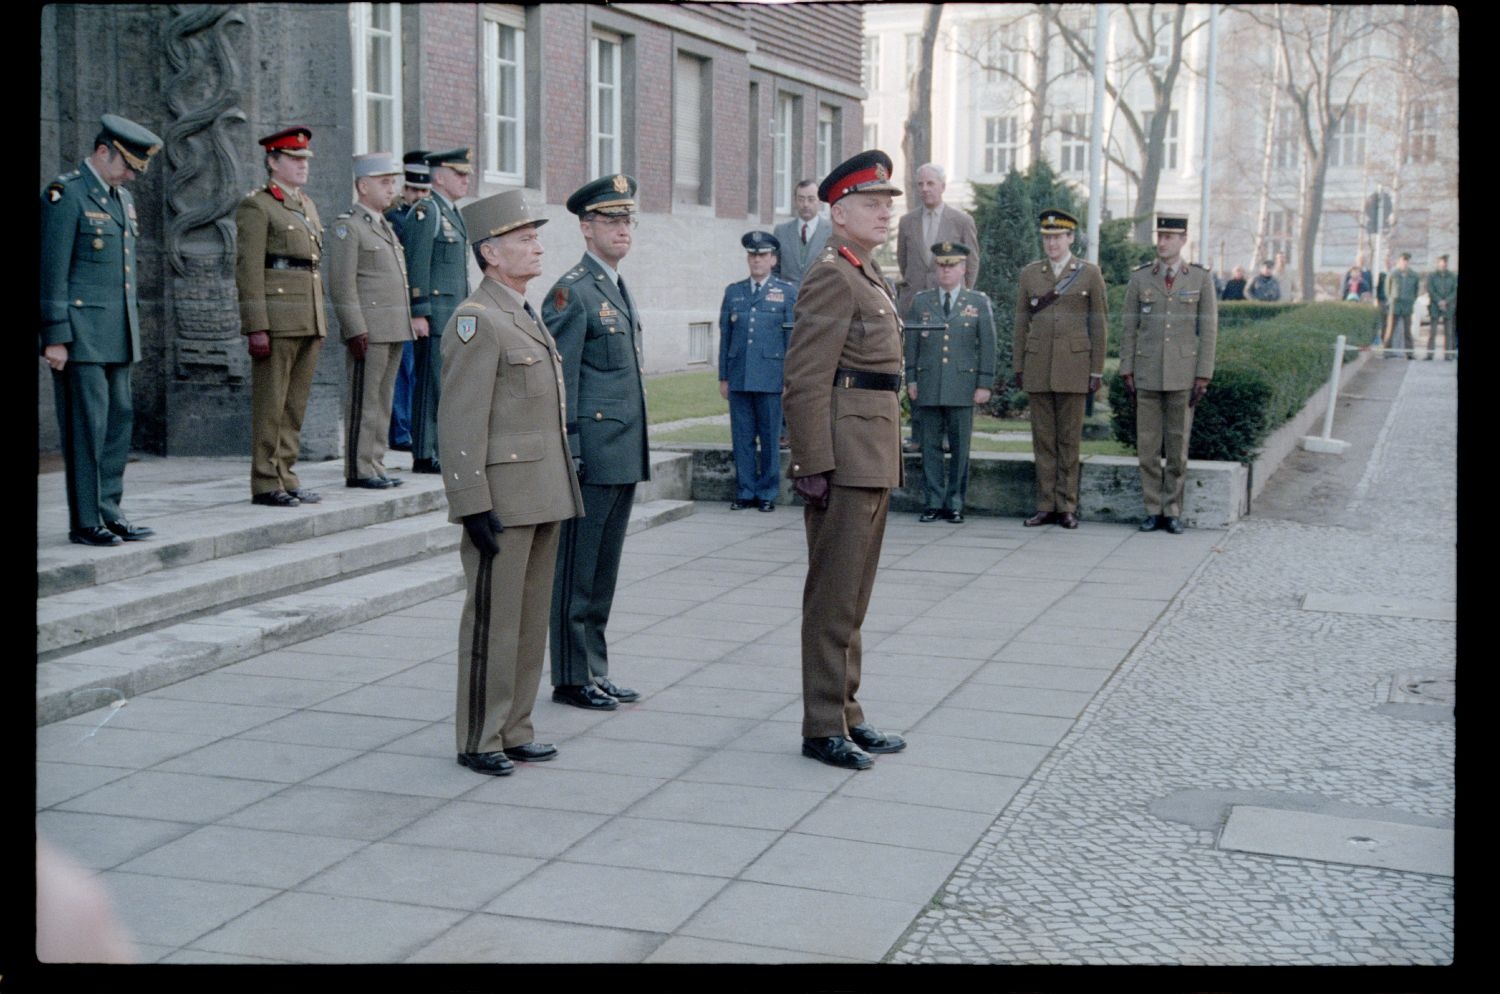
[862,36,879,92]
[817,104,839,180]
[1148,9,1172,61]
[863,122,878,151]
[1318,211,1360,268]
[350,3,402,155]
[1061,12,1090,75]
[1405,101,1437,165]
[674,51,708,204]
[905,33,921,85]
[773,92,798,214]
[483,9,525,185]
[591,30,623,176]
[688,321,711,364]
[1273,106,1299,171]
[1327,104,1366,168]
[984,21,1021,83]
[1267,208,1294,267]
[1143,109,1179,171]
[1060,113,1088,173]
[1396,208,1430,267]
[983,115,1018,175]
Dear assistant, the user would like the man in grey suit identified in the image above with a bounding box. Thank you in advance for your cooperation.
[543,174,650,711]
[773,179,830,286]
[895,163,980,315]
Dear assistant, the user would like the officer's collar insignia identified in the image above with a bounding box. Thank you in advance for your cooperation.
[838,245,863,268]
[553,287,569,310]
[334,224,348,239]
[456,315,477,343]
[268,183,285,203]
[612,174,630,194]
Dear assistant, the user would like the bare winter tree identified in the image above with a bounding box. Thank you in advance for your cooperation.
[948,4,1056,167]
[902,4,943,202]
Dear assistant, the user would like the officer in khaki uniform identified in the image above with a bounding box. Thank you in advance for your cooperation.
[402,148,472,473]
[40,113,163,546]
[904,241,996,523]
[440,190,584,776]
[326,152,417,489]
[784,149,910,771]
[1120,213,1218,534]
[236,126,327,507]
[1013,208,1108,529]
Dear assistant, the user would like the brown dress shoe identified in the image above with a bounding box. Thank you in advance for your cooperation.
[1023,510,1056,527]
[1057,511,1079,529]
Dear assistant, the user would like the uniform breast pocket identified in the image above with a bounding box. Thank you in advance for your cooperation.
[279,223,312,258]
[1178,339,1200,358]
[504,346,555,399]
[583,324,630,370]
[73,218,118,265]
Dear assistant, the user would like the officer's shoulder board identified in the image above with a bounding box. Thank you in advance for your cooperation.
[1191,262,1210,272]
[556,266,588,286]
[1132,261,1153,271]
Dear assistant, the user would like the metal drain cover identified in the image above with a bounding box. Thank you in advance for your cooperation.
[1388,672,1456,707]
[1219,806,1452,876]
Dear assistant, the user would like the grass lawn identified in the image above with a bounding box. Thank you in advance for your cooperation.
[645,369,724,424]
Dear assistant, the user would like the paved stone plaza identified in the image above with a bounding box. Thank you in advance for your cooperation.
[34,357,1454,965]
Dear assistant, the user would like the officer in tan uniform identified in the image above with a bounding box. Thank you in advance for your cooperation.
[1013,208,1108,529]
[235,126,327,507]
[327,152,419,489]
[439,190,584,776]
[1120,213,1217,534]
[783,150,909,771]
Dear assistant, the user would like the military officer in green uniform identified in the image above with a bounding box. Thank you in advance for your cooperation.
[1385,252,1420,360]
[386,149,431,453]
[236,126,327,507]
[1013,208,1108,530]
[327,152,417,489]
[904,241,996,524]
[401,148,472,473]
[1120,213,1218,534]
[40,113,163,545]
[1424,254,1457,360]
[543,174,649,710]
[440,190,584,776]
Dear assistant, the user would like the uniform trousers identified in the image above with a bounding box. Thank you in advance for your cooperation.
[250,335,323,496]
[918,404,974,513]
[801,485,889,738]
[1135,388,1195,517]
[1427,314,1454,358]
[410,331,442,462]
[53,361,133,530]
[346,342,403,480]
[456,521,559,754]
[728,390,783,502]
[388,340,415,447]
[1027,391,1086,513]
[550,481,636,687]
[1386,313,1413,356]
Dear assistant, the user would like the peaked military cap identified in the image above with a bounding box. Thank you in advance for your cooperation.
[742,230,780,254]
[1155,212,1189,234]
[461,189,548,244]
[426,148,473,175]
[931,241,972,265]
[259,126,314,158]
[566,174,639,216]
[98,113,164,173]
[1038,208,1078,234]
[1438,253,1449,262]
[1399,251,1412,260]
[353,151,401,178]
[402,149,432,188]
[819,149,902,205]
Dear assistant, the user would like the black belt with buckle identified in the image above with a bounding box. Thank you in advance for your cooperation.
[267,255,316,272]
[834,367,901,392]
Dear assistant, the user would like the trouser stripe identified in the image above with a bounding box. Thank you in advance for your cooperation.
[346,354,365,479]
[464,550,493,754]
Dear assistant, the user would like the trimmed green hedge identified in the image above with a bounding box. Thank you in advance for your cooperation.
[1108,302,1372,463]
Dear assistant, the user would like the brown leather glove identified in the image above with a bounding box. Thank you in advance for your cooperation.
[793,472,831,510]
[347,334,369,360]
[247,330,271,359]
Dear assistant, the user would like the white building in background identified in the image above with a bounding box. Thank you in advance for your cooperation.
[861,3,1458,297]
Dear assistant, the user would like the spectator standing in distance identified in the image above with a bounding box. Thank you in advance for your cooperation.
[235,126,326,508]
[1247,260,1281,301]
[773,180,830,286]
[1386,251,1420,359]
[439,190,583,776]
[718,231,796,511]
[40,113,163,546]
[1120,213,1218,535]
[1424,254,1457,360]
[904,242,995,524]
[326,151,416,490]
[783,149,910,770]
[543,174,649,712]
[1012,208,1108,530]
[386,149,431,453]
[1220,266,1247,301]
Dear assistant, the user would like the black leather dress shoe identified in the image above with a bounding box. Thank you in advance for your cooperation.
[757,499,776,512]
[69,525,122,546]
[1057,511,1079,529]
[288,488,322,504]
[848,722,907,754]
[1139,515,1161,532]
[347,477,396,489]
[380,476,404,487]
[1024,510,1055,527]
[105,520,154,541]
[594,676,640,703]
[729,499,754,510]
[252,490,300,507]
[919,508,941,523]
[456,752,514,776]
[1164,516,1184,534]
[552,684,618,710]
[411,458,441,473]
[945,510,964,524]
[503,742,558,762]
[802,736,873,770]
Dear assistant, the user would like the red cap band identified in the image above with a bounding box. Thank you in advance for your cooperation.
[830,166,884,204]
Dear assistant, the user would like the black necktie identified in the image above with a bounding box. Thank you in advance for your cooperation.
[752,282,761,296]
[523,300,541,329]
[616,275,633,317]
[943,292,952,317]
[801,222,808,245]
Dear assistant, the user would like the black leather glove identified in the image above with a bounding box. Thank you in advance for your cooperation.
[461,510,504,557]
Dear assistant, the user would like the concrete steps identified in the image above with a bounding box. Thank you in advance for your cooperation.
[36,451,696,725]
